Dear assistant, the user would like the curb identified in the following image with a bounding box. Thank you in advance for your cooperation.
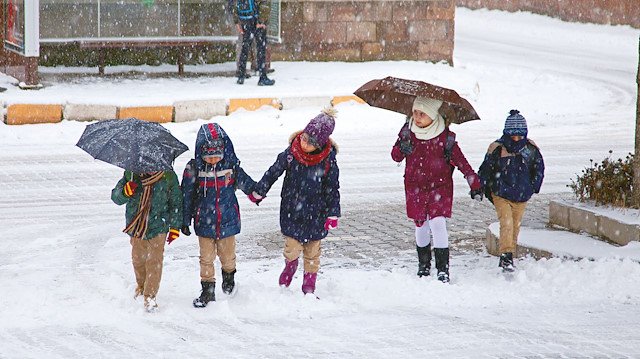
[6,104,63,125]
[1,95,366,125]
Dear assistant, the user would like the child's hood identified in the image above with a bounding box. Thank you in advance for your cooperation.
[194,123,239,169]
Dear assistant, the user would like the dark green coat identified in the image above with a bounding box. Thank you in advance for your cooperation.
[111,171,183,240]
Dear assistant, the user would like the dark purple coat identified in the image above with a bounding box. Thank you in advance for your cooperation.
[254,138,340,243]
[391,129,480,221]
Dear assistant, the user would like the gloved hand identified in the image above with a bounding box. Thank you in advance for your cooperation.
[324,216,339,230]
[470,189,483,202]
[181,225,191,236]
[123,181,138,197]
[166,228,180,244]
[399,140,413,156]
[248,191,263,205]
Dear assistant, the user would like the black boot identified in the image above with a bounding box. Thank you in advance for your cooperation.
[236,77,245,85]
[434,248,450,283]
[221,269,236,295]
[193,281,215,308]
[499,252,515,272]
[416,244,431,277]
[257,76,275,86]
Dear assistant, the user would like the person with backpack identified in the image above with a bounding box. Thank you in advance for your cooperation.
[233,0,275,86]
[478,110,545,272]
[181,123,257,308]
[247,108,341,296]
[391,96,482,283]
[111,170,183,312]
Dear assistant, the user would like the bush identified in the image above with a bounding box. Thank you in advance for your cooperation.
[568,151,635,207]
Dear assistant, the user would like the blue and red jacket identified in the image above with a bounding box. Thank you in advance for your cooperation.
[181,123,256,239]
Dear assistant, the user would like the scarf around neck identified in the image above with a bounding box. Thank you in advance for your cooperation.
[291,133,332,166]
[123,171,164,239]
[501,134,527,154]
[411,115,446,140]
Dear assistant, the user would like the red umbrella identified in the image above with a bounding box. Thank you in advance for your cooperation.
[353,76,481,124]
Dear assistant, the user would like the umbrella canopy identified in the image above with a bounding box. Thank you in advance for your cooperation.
[353,76,481,124]
[76,118,189,173]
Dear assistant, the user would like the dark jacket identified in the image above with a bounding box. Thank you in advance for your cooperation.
[112,171,183,240]
[232,0,270,24]
[478,137,545,203]
[391,128,480,220]
[182,124,256,239]
[254,133,340,243]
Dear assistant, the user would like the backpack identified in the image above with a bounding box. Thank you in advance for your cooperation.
[237,0,257,20]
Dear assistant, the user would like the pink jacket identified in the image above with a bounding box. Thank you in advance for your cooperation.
[392,129,480,221]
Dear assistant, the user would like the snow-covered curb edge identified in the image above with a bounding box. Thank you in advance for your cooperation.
[2,95,364,124]
[549,200,640,246]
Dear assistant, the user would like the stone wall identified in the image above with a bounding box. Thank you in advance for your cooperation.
[457,0,640,29]
[271,0,455,63]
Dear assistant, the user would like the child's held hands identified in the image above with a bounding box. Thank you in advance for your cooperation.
[248,191,264,205]
[166,228,180,244]
[123,181,138,197]
[399,140,413,155]
[324,216,339,230]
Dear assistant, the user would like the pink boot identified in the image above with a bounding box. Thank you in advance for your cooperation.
[302,272,317,294]
[278,259,299,287]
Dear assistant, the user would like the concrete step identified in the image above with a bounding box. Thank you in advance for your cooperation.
[485,222,640,261]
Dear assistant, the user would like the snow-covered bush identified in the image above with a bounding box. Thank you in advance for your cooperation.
[569,151,635,208]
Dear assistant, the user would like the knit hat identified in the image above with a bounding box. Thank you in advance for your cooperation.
[201,138,224,159]
[503,109,528,137]
[412,96,443,121]
[303,107,337,147]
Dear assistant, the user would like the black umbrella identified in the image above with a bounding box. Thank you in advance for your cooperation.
[76,118,189,173]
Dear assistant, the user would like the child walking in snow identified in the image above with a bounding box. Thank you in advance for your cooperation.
[391,97,482,283]
[478,110,544,272]
[248,108,341,295]
[182,123,257,308]
[111,170,183,312]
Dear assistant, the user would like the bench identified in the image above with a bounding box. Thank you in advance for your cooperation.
[41,36,237,75]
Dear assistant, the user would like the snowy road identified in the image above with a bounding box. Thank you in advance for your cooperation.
[1,8,640,358]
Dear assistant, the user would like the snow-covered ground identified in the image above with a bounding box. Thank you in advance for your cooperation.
[1,8,640,358]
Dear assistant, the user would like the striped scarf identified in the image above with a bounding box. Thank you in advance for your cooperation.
[123,171,164,239]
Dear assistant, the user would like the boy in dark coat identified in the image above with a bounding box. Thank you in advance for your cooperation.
[391,97,482,283]
[478,110,545,271]
[249,108,341,295]
[112,170,183,312]
[233,0,274,86]
[182,123,257,307]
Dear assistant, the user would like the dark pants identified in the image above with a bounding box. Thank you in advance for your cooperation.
[238,19,267,78]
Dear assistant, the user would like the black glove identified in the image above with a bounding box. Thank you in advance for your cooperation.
[470,189,483,202]
[399,140,413,155]
[181,225,191,236]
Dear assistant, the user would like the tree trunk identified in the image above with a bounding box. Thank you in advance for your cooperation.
[635,36,640,207]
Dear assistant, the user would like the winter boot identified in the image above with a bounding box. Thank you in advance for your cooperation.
[144,296,158,312]
[221,269,236,295]
[416,244,432,277]
[236,77,245,85]
[257,76,275,86]
[434,247,450,283]
[193,281,216,308]
[278,258,299,287]
[499,252,515,272]
[302,272,317,294]
[134,285,144,299]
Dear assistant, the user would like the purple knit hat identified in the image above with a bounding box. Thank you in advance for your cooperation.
[303,108,337,147]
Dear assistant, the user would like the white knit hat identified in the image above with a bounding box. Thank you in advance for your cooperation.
[412,96,443,121]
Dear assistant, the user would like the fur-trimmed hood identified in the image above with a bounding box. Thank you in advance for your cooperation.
[289,130,339,154]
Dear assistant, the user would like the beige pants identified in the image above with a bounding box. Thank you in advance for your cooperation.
[199,236,236,283]
[283,237,321,273]
[131,233,166,299]
[493,194,528,254]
